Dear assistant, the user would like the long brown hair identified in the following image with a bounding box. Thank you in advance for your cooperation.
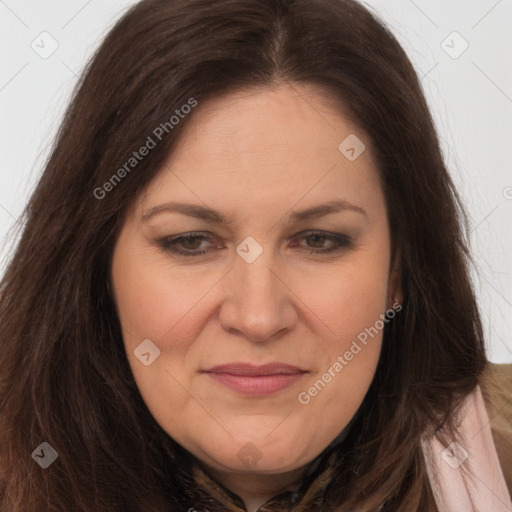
[0,0,488,510]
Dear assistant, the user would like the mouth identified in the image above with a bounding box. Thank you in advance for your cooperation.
[201,363,308,396]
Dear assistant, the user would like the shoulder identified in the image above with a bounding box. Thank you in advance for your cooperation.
[479,362,512,495]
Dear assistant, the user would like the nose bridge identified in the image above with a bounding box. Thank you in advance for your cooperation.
[234,233,278,289]
[235,241,281,310]
[237,249,276,297]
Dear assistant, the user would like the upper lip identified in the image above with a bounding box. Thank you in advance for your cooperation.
[203,363,307,376]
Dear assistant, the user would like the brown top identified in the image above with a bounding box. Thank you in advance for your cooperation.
[188,362,512,511]
[190,448,338,511]
[479,362,512,495]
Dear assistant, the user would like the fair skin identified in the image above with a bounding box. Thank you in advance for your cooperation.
[111,82,401,511]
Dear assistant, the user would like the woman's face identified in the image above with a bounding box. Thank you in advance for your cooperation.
[111,83,400,477]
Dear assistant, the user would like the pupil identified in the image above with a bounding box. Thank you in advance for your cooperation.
[184,236,200,249]
[310,235,324,247]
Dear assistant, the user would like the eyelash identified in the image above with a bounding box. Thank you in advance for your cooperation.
[157,231,352,257]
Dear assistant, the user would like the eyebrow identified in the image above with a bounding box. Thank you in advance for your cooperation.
[141,199,367,224]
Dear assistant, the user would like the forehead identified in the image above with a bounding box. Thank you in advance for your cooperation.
[134,83,385,225]
[171,83,360,162]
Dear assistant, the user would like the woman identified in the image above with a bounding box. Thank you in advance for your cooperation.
[0,0,511,510]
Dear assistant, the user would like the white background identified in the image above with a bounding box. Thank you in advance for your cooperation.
[1,0,511,363]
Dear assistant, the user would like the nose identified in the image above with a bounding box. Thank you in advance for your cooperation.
[218,247,298,343]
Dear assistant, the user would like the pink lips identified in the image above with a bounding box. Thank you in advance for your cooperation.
[202,363,308,396]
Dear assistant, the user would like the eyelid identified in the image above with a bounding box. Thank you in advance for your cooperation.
[157,231,219,250]
[157,230,352,257]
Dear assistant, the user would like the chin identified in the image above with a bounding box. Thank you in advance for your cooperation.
[204,436,309,474]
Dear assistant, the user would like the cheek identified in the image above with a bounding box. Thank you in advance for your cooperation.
[112,250,215,352]
[293,256,389,414]
[296,258,389,350]
[111,251,202,418]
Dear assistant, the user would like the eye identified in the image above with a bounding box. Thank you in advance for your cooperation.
[157,232,218,256]
[157,230,352,257]
[292,231,352,254]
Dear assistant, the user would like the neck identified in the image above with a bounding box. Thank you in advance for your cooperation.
[201,463,309,512]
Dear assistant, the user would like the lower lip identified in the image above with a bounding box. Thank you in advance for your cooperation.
[204,372,306,396]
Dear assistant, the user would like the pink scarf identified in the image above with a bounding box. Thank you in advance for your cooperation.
[421,385,512,511]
